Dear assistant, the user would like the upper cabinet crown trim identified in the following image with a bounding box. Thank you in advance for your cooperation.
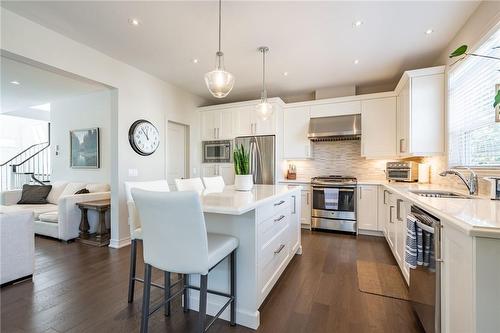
[394,65,445,94]
[198,97,285,112]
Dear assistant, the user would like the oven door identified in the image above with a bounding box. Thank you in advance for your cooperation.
[203,142,231,162]
[312,186,356,220]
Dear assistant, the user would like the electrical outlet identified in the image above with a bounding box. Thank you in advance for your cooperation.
[128,169,138,177]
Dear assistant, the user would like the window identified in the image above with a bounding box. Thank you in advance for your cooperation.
[448,28,500,168]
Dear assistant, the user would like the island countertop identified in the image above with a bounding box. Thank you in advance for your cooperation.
[201,184,301,215]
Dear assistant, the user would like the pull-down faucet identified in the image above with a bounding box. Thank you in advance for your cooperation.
[439,168,478,195]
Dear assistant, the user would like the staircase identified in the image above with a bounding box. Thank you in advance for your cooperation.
[0,125,51,192]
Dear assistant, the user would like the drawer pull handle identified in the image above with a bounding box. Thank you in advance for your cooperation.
[274,244,285,255]
[274,215,285,222]
[274,200,285,207]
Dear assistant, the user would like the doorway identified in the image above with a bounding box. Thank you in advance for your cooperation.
[166,121,189,189]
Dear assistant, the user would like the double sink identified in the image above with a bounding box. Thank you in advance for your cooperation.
[409,190,474,199]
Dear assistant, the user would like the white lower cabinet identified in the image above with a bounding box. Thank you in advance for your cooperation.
[201,164,235,185]
[300,189,311,228]
[357,185,379,231]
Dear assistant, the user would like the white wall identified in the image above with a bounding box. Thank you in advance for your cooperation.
[50,90,111,184]
[0,9,206,247]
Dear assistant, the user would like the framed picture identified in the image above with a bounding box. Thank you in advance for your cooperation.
[70,128,100,168]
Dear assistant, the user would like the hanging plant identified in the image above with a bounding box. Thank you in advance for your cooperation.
[449,44,500,108]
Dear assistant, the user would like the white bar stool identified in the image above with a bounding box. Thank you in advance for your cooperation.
[124,180,172,303]
[132,189,238,333]
[174,177,205,194]
[202,176,225,192]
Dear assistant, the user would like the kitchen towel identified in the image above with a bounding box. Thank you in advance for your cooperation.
[405,214,418,269]
[324,188,339,210]
[405,213,436,271]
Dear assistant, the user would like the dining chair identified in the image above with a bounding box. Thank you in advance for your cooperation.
[174,177,205,194]
[202,176,225,192]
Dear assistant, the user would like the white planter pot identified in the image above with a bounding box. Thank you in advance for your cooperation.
[234,175,254,191]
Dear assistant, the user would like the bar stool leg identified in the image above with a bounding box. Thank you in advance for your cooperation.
[230,250,236,326]
[183,274,190,313]
[198,274,208,333]
[164,271,171,316]
[127,239,137,303]
[140,264,152,333]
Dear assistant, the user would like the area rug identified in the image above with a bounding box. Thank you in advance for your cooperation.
[356,260,410,301]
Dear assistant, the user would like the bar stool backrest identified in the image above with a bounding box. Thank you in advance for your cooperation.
[174,178,205,194]
[131,189,210,275]
[202,176,225,193]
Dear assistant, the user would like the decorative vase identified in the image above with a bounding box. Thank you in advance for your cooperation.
[234,174,254,191]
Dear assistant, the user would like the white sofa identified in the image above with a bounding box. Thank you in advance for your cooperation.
[0,207,34,286]
[0,181,110,241]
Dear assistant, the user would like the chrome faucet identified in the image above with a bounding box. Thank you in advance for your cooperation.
[439,168,478,195]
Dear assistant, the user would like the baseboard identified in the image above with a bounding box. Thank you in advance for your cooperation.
[187,293,260,330]
[1,274,32,288]
[108,237,131,249]
[358,229,384,237]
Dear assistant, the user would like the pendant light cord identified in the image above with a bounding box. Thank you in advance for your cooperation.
[218,0,222,53]
[262,49,267,100]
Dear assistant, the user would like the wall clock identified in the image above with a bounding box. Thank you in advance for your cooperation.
[128,119,160,156]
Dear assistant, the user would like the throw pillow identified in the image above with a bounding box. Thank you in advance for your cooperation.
[17,184,53,204]
[74,188,90,195]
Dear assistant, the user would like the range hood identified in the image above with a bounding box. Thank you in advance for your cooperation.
[307,114,361,141]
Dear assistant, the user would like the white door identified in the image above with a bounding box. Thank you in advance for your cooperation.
[357,185,379,231]
[361,97,397,158]
[167,121,188,189]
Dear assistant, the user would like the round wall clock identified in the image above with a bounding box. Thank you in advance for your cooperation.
[128,119,160,156]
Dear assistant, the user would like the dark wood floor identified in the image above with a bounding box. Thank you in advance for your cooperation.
[1,231,423,333]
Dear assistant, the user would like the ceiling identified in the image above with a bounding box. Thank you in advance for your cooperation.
[1,56,108,116]
[1,1,479,103]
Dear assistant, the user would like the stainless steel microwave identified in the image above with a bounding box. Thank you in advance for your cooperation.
[386,161,419,182]
[202,140,232,163]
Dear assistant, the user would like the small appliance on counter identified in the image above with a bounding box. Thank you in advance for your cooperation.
[386,161,419,182]
[286,164,297,180]
[485,177,500,200]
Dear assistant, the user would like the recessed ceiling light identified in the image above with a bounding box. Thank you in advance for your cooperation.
[10,81,20,85]
[425,29,434,35]
[30,103,51,111]
[354,59,360,65]
[353,20,363,28]
[128,18,141,26]
[192,58,199,64]
[283,72,288,76]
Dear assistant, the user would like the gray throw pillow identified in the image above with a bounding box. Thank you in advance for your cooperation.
[17,184,53,204]
[74,188,90,195]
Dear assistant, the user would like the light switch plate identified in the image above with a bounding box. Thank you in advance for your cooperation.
[128,169,138,177]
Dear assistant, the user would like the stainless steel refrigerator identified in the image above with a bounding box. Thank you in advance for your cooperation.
[234,135,275,185]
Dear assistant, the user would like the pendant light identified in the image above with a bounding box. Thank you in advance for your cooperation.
[204,0,234,98]
[256,46,273,120]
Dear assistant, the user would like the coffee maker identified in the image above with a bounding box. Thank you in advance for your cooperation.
[485,177,500,200]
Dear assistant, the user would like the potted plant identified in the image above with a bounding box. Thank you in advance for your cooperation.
[233,144,253,191]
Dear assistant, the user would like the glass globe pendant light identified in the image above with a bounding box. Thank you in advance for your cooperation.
[256,46,273,120]
[204,0,234,98]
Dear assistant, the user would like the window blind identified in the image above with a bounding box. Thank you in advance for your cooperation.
[448,28,500,167]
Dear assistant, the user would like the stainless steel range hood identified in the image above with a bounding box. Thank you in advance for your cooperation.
[307,114,361,141]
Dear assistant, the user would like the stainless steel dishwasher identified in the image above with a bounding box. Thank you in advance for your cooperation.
[409,205,442,333]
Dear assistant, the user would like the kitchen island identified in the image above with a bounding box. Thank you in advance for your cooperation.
[190,185,302,330]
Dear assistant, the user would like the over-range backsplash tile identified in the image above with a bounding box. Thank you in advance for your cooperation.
[284,140,391,181]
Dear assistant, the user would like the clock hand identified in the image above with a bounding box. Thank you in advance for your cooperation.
[141,128,149,140]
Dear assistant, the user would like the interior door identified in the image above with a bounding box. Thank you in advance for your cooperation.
[167,121,188,189]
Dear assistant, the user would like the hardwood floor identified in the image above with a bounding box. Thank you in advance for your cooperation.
[1,231,423,333]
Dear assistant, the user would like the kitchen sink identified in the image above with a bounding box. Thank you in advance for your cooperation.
[409,190,473,199]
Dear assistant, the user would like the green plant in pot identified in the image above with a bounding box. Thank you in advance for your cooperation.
[233,144,253,191]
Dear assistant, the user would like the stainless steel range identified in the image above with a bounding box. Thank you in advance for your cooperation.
[311,175,357,233]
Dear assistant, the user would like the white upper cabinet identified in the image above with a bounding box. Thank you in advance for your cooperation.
[310,100,361,118]
[200,109,235,140]
[283,106,312,159]
[235,106,254,136]
[396,66,445,157]
[361,97,397,158]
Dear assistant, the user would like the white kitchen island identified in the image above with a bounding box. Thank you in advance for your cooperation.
[188,185,302,330]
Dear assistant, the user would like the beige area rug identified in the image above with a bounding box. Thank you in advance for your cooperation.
[356,260,410,301]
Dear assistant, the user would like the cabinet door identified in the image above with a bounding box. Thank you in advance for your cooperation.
[361,97,397,158]
[201,111,216,140]
[386,193,396,249]
[218,164,235,185]
[236,107,253,136]
[310,100,361,118]
[378,187,388,233]
[218,109,235,139]
[357,185,378,231]
[201,164,216,177]
[397,79,410,156]
[441,224,474,333]
[283,106,312,159]
[300,190,311,227]
[253,109,276,135]
[394,197,406,265]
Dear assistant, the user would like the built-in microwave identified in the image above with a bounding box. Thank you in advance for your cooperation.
[202,140,232,163]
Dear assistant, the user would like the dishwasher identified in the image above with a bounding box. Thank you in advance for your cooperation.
[408,205,442,333]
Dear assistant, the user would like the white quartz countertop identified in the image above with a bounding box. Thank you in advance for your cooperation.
[381,183,500,239]
[201,184,301,215]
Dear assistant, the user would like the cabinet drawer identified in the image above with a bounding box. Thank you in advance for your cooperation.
[260,226,289,295]
[257,196,290,223]
[259,211,289,249]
